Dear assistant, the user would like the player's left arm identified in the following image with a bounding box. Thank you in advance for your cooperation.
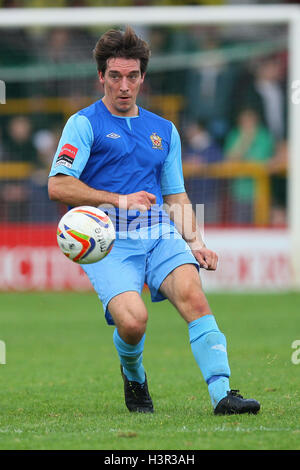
[161,123,217,270]
[163,191,218,271]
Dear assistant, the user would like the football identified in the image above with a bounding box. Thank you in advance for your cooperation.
[57,206,116,264]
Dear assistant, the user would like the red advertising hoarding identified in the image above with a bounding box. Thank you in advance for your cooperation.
[0,225,291,291]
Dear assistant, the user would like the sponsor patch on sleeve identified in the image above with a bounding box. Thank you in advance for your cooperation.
[55,143,78,168]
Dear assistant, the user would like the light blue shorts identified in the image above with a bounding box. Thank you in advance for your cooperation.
[81,223,199,325]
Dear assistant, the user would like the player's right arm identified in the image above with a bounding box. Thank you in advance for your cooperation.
[48,173,119,207]
[48,174,156,210]
[48,113,155,210]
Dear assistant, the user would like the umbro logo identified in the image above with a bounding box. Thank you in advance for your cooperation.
[211,344,227,353]
[106,132,121,139]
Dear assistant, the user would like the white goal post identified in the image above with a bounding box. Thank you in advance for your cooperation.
[1,4,300,289]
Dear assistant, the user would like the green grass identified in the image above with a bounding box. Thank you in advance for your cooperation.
[0,291,300,450]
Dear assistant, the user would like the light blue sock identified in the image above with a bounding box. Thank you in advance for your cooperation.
[188,315,231,408]
[113,329,146,384]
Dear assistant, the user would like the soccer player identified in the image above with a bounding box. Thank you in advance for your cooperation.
[48,27,260,415]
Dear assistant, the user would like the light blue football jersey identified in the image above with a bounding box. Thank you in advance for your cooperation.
[49,99,185,231]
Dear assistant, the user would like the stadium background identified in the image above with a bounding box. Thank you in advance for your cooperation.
[0,1,292,291]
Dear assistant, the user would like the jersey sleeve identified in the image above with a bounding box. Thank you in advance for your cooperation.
[160,122,185,196]
[49,113,94,179]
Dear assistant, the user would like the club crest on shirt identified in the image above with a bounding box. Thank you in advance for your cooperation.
[150,132,163,150]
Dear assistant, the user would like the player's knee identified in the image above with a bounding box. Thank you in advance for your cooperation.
[121,312,148,343]
[177,284,210,319]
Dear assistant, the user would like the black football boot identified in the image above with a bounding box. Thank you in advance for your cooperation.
[214,389,260,415]
[120,366,154,413]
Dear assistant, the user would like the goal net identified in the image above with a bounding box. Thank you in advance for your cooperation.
[0,5,298,290]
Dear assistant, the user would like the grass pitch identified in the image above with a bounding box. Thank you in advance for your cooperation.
[0,291,299,450]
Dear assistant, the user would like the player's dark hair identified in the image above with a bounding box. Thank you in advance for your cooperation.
[93,26,150,76]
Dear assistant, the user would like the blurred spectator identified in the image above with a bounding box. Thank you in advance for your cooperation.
[0,122,62,223]
[267,140,287,226]
[146,27,190,98]
[146,28,171,95]
[253,57,286,141]
[46,28,72,64]
[224,108,274,224]
[229,62,264,127]
[28,128,62,222]
[230,55,286,142]
[4,115,37,163]
[183,121,224,224]
[44,27,94,64]
[33,129,58,171]
[34,27,95,97]
[0,116,36,222]
[184,30,238,143]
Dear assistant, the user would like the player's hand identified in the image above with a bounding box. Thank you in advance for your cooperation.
[119,191,156,212]
[191,245,218,271]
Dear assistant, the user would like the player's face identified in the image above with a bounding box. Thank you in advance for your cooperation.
[99,57,145,117]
